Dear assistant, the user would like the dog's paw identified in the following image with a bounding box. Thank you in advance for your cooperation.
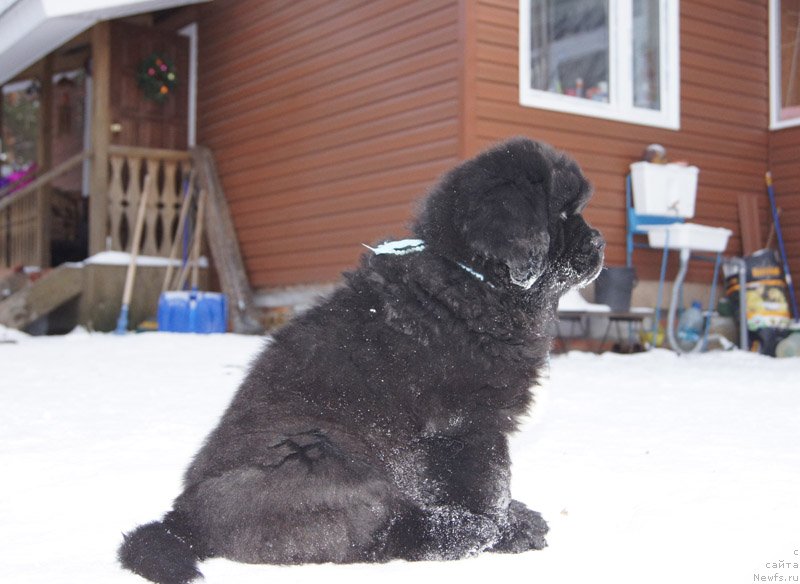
[426,506,502,560]
[491,500,548,553]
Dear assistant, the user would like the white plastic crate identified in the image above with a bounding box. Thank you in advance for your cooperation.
[646,223,732,253]
[630,161,699,218]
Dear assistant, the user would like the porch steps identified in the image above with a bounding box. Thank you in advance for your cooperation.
[0,265,83,330]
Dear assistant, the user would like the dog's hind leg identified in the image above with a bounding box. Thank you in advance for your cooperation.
[174,433,397,565]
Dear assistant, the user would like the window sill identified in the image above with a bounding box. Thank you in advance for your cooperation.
[770,109,800,131]
[519,90,680,131]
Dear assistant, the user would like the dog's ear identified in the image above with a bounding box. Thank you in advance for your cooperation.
[547,154,592,219]
[459,179,550,289]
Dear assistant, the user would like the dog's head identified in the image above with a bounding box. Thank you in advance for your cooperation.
[412,137,604,296]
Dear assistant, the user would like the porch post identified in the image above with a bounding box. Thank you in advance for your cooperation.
[36,53,54,267]
[89,21,111,256]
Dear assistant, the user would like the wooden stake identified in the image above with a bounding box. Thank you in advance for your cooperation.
[175,188,206,292]
[190,187,206,290]
[161,170,196,293]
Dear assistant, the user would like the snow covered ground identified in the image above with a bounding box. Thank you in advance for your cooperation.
[1,328,799,584]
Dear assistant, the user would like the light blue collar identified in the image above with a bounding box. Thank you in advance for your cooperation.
[362,239,426,256]
[364,239,490,285]
[455,262,486,282]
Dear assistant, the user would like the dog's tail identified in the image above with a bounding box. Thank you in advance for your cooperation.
[118,510,204,584]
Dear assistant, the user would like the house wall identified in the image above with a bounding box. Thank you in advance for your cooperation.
[768,126,800,306]
[466,0,771,284]
[195,0,795,298]
[196,0,462,288]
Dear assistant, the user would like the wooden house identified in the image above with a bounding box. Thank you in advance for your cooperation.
[0,0,798,330]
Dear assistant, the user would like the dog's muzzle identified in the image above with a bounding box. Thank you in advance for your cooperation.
[588,230,605,253]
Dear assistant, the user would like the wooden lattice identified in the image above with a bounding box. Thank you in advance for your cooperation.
[107,146,192,256]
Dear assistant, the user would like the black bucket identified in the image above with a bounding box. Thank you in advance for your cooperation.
[595,266,636,312]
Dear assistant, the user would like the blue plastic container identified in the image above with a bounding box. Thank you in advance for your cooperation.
[157,291,228,333]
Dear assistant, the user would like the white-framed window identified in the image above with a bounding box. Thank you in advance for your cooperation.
[519,0,680,130]
[770,0,800,129]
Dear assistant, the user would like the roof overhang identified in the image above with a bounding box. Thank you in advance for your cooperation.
[0,0,210,85]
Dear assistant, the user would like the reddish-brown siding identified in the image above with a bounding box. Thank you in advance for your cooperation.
[196,0,461,288]
[768,127,800,305]
[468,0,771,282]
[196,0,798,293]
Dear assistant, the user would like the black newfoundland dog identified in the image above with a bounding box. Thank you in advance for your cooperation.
[119,137,604,583]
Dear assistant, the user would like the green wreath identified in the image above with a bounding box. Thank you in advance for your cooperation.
[137,53,178,103]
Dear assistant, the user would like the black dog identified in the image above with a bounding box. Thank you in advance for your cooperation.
[119,137,604,583]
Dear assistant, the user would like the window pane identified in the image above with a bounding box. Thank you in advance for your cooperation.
[780,0,800,120]
[632,0,661,110]
[529,0,609,102]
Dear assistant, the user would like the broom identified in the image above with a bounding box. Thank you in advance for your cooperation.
[765,171,799,321]
[114,175,153,334]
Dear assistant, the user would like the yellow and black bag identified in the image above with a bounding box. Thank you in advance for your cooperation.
[725,249,791,355]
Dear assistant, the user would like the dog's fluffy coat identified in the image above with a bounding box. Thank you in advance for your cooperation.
[119,138,605,583]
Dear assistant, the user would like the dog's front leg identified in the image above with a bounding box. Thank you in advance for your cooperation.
[422,431,512,514]
[382,431,547,559]
[422,431,549,555]
[380,431,509,560]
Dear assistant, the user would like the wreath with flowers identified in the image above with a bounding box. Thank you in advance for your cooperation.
[137,53,178,103]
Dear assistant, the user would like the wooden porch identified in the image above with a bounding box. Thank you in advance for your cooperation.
[0,19,260,333]
[0,142,262,333]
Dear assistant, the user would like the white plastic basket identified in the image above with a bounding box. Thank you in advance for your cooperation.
[646,223,732,253]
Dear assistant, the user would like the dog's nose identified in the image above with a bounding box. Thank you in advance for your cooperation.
[589,230,605,251]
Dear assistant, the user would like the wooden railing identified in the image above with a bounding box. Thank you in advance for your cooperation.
[1,144,264,333]
[107,145,193,256]
[0,151,90,269]
[0,190,40,269]
[1,147,193,269]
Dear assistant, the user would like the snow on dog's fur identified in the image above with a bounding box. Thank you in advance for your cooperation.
[119,137,605,584]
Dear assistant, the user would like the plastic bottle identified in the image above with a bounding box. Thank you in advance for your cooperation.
[775,332,800,358]
[677,301,704,350]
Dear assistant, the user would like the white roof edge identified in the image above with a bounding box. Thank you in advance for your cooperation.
[0,0,210,85]
[39,0,208,20]
[0,0,20,18]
